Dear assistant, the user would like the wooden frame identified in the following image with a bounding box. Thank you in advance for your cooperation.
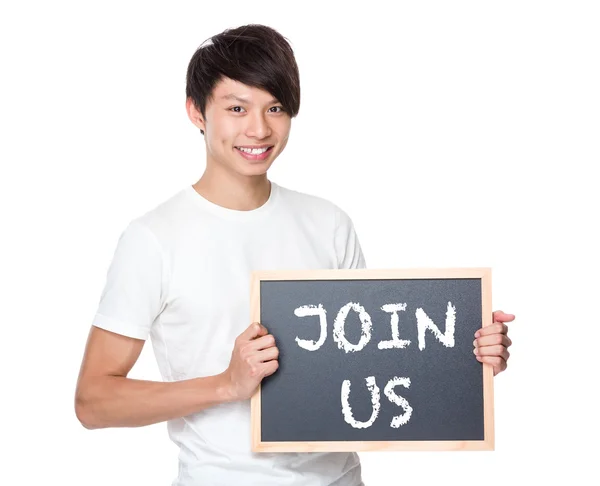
[250,267,494,452]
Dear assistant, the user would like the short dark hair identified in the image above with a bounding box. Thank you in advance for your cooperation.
[186,24,301,135]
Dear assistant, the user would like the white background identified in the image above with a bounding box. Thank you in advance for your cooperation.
[1,1,598,484]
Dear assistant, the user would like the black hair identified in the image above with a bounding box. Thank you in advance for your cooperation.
[186,24,301,135]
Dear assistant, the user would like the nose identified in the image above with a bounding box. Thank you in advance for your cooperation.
[245,111,272,139]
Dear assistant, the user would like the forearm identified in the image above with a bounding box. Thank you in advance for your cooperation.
[75,372,233,429]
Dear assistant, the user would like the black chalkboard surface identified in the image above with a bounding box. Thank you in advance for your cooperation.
[250,268,493,452]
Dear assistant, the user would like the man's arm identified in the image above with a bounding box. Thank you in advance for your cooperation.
[75,322,278,429]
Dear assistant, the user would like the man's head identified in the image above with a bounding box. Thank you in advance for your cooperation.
[185,24,300,177]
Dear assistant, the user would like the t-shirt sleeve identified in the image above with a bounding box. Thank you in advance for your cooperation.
[334,206,367,270]
[91,220,167,340]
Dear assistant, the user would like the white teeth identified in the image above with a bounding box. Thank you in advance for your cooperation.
[237,146,269,154]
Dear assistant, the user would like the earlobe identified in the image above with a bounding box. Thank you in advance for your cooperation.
[195,117,206,133]
[186,97,206,132]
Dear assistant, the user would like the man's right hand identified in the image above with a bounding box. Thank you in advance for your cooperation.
[222,322,279,401]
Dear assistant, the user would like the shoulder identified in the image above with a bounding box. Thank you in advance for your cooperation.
[124,187,193,247]
[276,183,366,269]
[275,182,351,226]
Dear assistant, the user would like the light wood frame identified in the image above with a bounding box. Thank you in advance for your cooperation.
[250,267,494,452]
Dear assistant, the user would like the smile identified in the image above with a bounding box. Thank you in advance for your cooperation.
[235,146,272,154]
[234,146,274,161]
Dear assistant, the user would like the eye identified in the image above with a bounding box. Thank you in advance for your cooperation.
[229,106,245,113]
[270,106,284,113]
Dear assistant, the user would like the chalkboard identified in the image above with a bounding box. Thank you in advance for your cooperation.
[250,268,493,452]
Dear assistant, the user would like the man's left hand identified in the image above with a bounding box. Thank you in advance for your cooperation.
[473,310,515,376]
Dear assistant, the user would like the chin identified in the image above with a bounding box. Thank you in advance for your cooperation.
[236,161,272,177]
[232,152,278,177]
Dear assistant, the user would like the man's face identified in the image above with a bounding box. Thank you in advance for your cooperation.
[187,77,292,178]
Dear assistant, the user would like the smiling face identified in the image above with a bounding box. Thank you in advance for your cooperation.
[187,77,292,178]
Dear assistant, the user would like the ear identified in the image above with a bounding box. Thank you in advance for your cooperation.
[186,97,206,133]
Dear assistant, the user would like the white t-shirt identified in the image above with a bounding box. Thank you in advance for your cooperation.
[92,181,367,486]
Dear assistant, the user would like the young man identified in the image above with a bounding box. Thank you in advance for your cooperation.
[75,24,515,486]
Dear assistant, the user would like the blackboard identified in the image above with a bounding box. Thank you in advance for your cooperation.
[250,268,493,452]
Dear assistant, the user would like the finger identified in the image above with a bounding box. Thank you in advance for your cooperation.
[249,334,277,352]
[241,322,268,341]
[255,346,279,363]
[243,345,279,366]
[474,334,512,348]
[475,322,508,338]
[475,355,507,371]
[262,359,280,378]
[493,310,516,323]
[474,344,510,361]
[475,355,504,365]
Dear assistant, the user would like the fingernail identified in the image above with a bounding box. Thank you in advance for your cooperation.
[474,331,480,338]
[473,347,479,355]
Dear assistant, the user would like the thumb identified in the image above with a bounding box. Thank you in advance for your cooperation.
[493,310,516,322]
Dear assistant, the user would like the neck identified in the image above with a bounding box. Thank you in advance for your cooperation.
[192,165,271,211]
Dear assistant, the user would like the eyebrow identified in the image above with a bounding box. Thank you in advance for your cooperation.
[220,94,280,105]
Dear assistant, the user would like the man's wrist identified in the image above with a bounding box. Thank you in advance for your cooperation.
[215,372,235,404]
